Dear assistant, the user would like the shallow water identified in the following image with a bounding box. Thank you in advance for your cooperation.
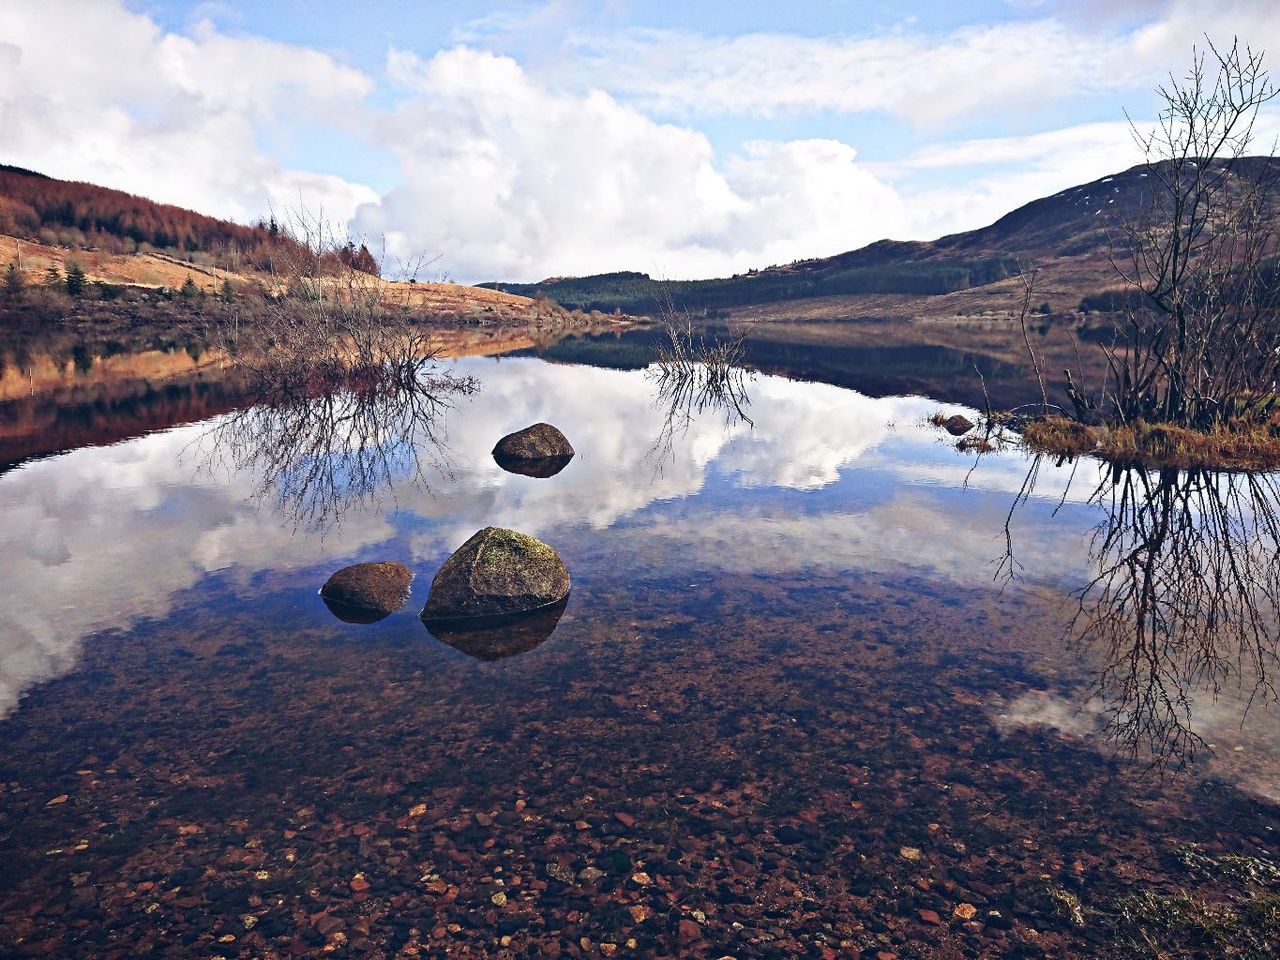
[1,353,1277,959]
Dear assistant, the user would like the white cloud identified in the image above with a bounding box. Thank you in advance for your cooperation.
[4,0,1279,284]
[355,47,910,281]
[0,0,378,224]
[545,1,1280,127]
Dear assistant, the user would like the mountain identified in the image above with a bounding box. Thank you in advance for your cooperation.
[482,157,1280,315]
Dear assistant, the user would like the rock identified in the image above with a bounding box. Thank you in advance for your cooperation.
[952,903,978,921]
[943,415,975,436]
[493,423,575,461]
[493,422,575,477]
[677,919,703,943]
[421,527,571,622]
[320,562,412,622]
[775,825,804,844]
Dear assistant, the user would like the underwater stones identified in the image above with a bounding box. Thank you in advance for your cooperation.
[421,527,571,623]
[320,561,412,623]
[944,414,975,436]
[493,423,575,477]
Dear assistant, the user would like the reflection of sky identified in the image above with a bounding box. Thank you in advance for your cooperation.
[1,354,1275,800]
[0,357,1090,720]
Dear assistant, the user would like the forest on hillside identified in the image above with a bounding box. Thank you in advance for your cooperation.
[0,165,379,277]
[484,256,1020,314]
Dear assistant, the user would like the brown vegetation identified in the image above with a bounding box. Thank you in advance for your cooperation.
[1020,414,1280,471]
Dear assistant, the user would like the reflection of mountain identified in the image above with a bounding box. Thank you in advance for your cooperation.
[0,373,244,472]
[527,328,1045,411]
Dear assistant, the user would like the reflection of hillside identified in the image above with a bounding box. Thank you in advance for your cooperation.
[0,373,245,471]
[529,324,1091,411]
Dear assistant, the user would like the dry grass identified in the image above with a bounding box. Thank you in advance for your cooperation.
[1019,417,1101,457]
[0,232,544,316]
[1021,415,1280,471]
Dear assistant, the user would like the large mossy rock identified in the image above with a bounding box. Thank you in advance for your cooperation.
[321,561,412,622]
[493,423,575,461]
[421,527,570,622]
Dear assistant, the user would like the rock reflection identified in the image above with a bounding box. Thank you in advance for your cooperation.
[198,364,478,530]
[422,598,568,660]
[493,452,574,478]
[322,596,395,624]
[1007,461,1280,769]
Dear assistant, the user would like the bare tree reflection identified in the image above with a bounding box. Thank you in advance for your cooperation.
[647,313,754,464]
[1004,460,1280,770]
[198,357,478,530]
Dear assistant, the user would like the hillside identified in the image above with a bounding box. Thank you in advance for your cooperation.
[0,163,298,268]
[0,164,571,326]
[483,157,1280,317]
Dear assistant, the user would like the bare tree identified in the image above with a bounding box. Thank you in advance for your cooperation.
[217,207,440,398]
[1106,38,1280,429]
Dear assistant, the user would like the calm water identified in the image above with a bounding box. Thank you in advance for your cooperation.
[1,352,1277,959]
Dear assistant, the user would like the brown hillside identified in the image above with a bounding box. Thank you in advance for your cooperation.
[0,232,550,318]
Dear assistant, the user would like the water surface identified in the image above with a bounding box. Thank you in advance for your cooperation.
[1,352,1277,959]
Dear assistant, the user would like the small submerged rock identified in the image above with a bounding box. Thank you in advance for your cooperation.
[421,527,571,622]
[492,423,575,477]
[944,414,975,436]
[320,561,412,623]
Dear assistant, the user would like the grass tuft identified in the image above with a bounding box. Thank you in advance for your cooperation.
[1018,416,1280,471]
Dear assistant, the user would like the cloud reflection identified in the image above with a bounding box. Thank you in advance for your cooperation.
[0,356,1077,720]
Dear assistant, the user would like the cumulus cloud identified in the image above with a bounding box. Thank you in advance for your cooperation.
[354,47,909,281]
[0,0,378,223]
[4,0,1278,284]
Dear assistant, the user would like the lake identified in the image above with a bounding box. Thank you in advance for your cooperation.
[1,339,1277,959]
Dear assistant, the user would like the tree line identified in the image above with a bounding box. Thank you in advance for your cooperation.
[484,257,1021,314]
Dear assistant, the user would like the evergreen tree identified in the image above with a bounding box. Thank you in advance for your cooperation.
[180,276,200,299]
[44,264,61,287]
[64,263,86,297]
[3,263,24,301]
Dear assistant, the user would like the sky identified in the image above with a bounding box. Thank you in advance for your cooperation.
[1,0,1279,283]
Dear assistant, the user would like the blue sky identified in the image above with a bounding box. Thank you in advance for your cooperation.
[2,1,1278,282]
